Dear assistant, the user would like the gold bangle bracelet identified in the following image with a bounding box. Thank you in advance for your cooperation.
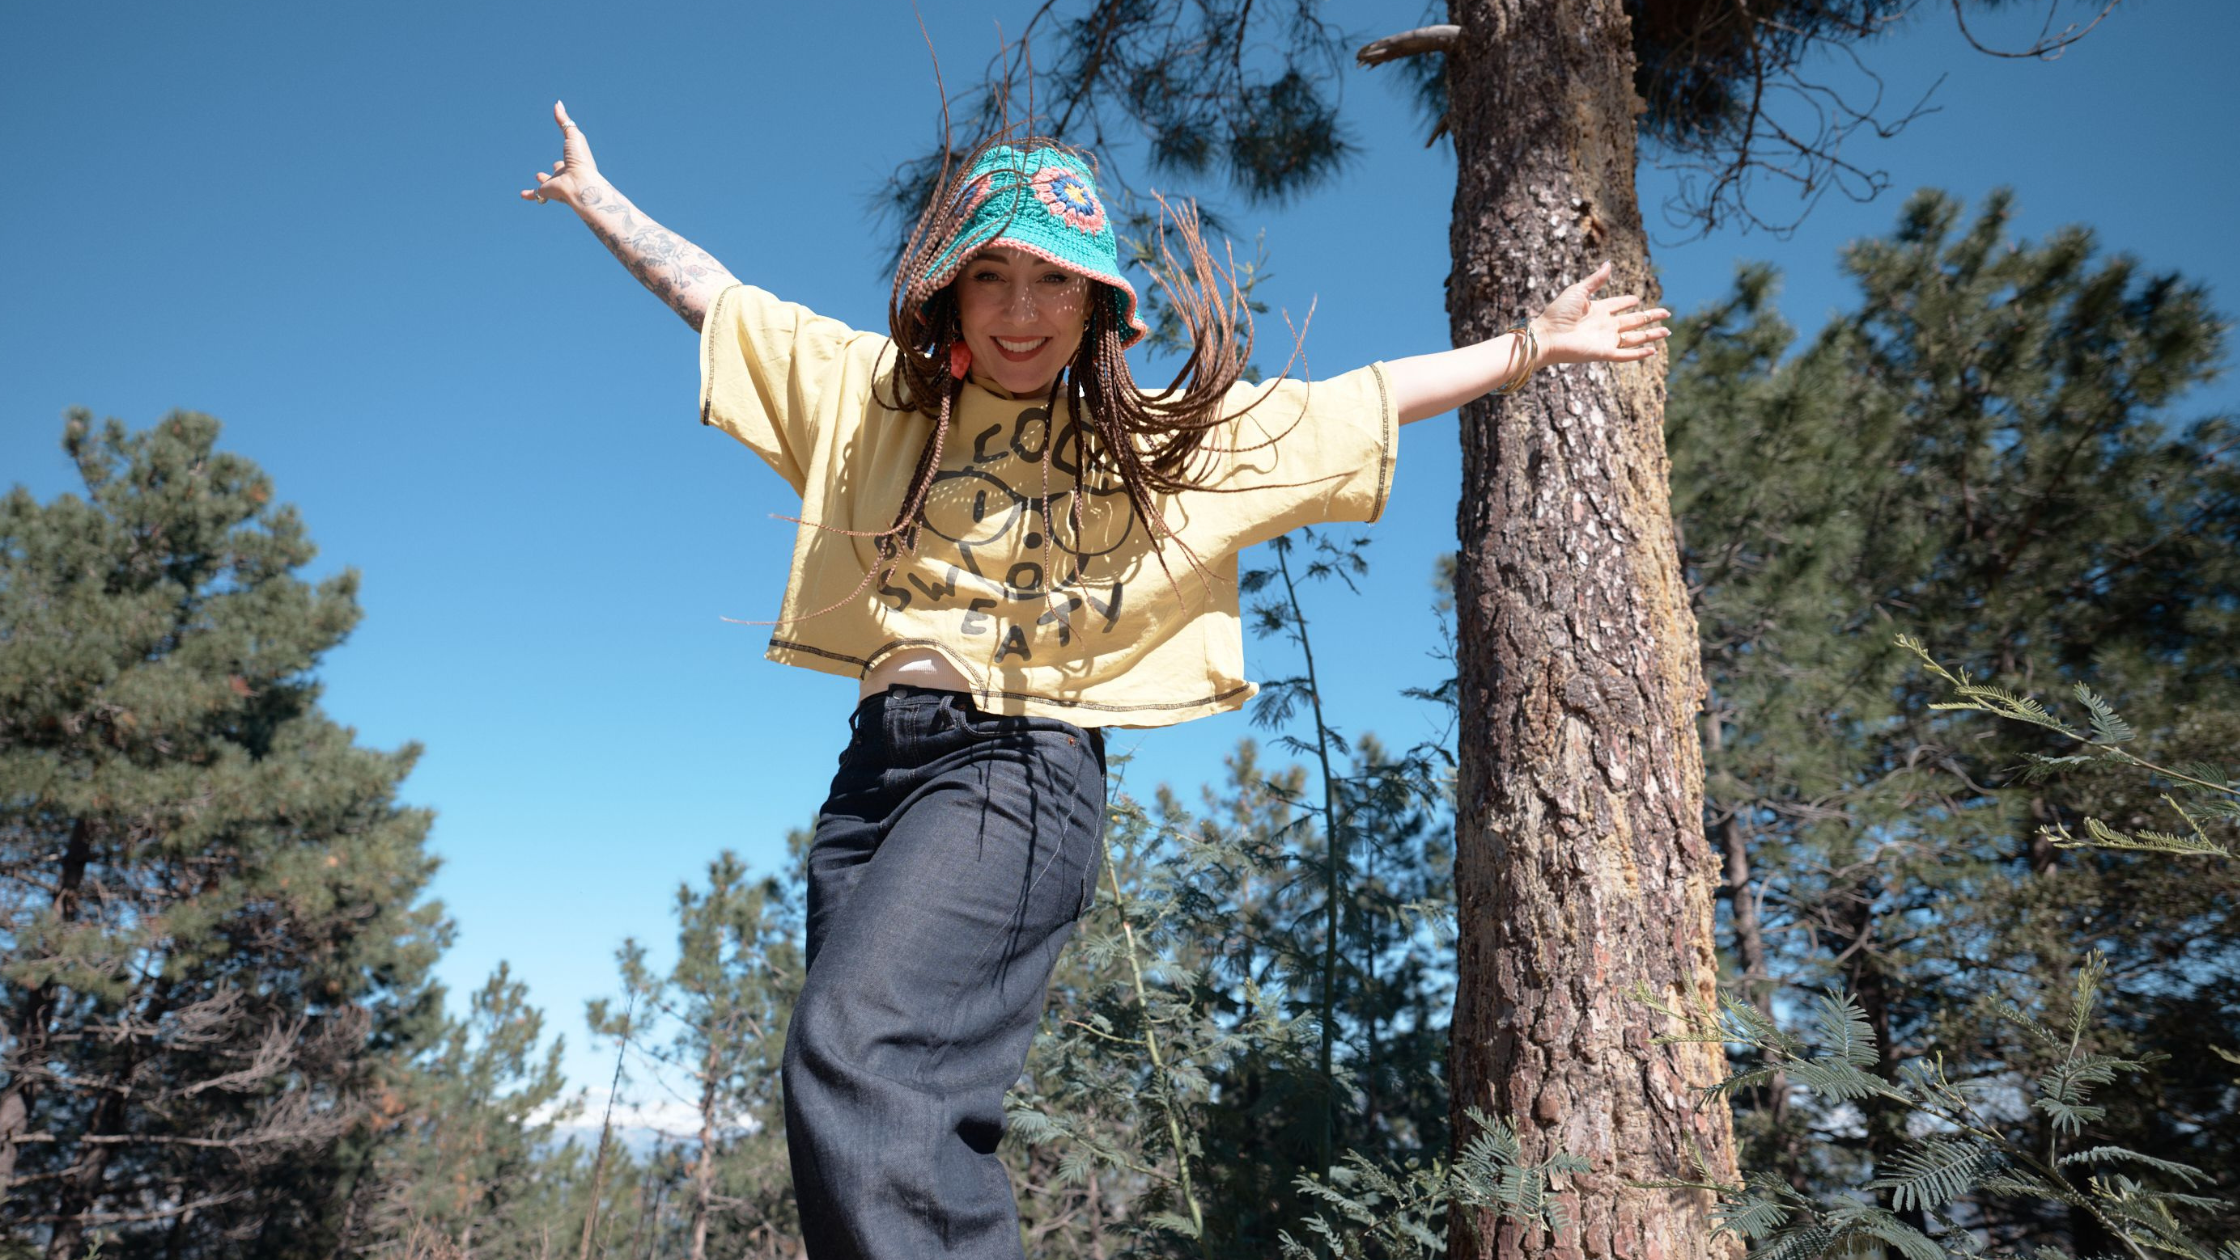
[1488,320,1538,396]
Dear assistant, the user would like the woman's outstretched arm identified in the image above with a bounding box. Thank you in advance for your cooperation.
[520,101,739,332]
[1385,262,1671,425]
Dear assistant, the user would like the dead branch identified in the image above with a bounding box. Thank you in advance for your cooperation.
[1951,0,2121,58]
[1355,25,1461,67]
[12,1188,252,1227]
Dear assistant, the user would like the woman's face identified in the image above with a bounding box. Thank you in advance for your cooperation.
[952,246,1091,397]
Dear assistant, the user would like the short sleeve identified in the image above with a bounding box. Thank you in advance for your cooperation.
[1205,361,1398,551]
[697,283,889,495]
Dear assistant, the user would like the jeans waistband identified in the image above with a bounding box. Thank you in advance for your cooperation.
[848,684,965,730]
[845,687,1101,757]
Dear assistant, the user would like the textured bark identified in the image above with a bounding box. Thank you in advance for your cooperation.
[1443,1,1740,1255]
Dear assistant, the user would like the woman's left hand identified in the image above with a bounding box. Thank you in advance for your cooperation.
[1528,261,1670,367]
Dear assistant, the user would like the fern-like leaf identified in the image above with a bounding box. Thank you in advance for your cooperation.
[1866,1138,2004,1212]
[2034,1095,2107,1136]
[2073,682,2134,744]
[1787,1059,1889,1102]
[2058,1146,2213,1188]
[1147,1210,1200,1238]
[2055,814,2233,858]
[2171,759,2236,790]
[1754,1222,1836,1260]
[1711,1191,1792,1240]
[1978,1171,2075,1204]
[1828,1204,1945,1260]
[1810,991,1880,1068]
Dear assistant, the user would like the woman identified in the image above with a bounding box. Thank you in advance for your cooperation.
[522,99,1668,1259]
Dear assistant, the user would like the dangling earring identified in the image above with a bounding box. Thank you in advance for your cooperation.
[949,342,973,381]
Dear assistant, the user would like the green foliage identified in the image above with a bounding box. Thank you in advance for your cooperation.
[0,411,448,1256]
[580,842,806,1257]
[359,964,577,1256]
[1897,635,2235,860]
[882,1,1353,219]
[25,183,2240,1260]
[993,538,1462,1257]
[1671,186,2240,1246]
[1659,645,2236,1260]
[1272,1105,1589,1259]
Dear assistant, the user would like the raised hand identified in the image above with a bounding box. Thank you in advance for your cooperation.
[1528,261,1670,367]
[521,99,738,331]
[520,100,603,212]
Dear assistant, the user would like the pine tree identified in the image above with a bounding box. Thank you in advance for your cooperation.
[351,964,575,1257]
[0,411,448,1258]
[585,847,803,1260]
[1666,188,2240,1248]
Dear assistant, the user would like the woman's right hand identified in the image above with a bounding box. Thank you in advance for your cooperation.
[520,100,602,212]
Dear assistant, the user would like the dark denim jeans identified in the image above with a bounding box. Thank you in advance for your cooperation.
[783,685,1107,1259]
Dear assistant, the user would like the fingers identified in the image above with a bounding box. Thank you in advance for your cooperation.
[554,99,573,131]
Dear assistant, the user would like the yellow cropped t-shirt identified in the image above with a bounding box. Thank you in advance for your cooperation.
[697,282,1397,728]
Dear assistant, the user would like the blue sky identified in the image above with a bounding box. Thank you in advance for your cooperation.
[6,0,2233,1102]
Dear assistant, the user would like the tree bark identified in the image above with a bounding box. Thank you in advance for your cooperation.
[1443,1,1740,1256]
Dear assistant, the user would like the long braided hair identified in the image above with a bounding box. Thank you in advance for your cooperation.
[870,134,1284,598]
[770,133,1297,627]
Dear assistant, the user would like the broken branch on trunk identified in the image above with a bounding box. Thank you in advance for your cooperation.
[1355,25,1461,66]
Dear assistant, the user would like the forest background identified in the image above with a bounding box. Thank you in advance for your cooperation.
[5,0,2239,1254]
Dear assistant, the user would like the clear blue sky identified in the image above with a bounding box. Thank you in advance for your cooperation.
[6,0,2233,1099]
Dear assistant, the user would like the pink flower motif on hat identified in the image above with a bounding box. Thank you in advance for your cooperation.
[1032,165,1106,234]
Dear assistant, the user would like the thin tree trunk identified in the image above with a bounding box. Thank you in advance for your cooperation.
[578,1115,616,1260]
[45,1090,125,1260]
[1443,1,1740,1255]
[631,1155,657,1260]
[690,1054,717,1260]
[1718,813,1787,1133]
[1837,894,1928,1240]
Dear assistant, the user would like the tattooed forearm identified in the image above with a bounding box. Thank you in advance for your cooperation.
[572,180,738,332]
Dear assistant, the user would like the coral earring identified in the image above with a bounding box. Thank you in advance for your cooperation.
[949,342,973,381]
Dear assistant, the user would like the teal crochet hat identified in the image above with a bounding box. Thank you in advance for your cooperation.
[918,144,1149,350]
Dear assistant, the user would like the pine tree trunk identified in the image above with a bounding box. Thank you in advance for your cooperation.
[690,1056,717,1260]
[1717,813,1788,1136]
[1443,1,1740,1255]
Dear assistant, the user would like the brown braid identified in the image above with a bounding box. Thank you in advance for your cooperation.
[860,133,1296,607]
[760,131,1305,628]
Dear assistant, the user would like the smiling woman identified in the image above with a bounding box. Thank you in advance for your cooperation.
[953,247,1090,397]
[520,105,1668,1260]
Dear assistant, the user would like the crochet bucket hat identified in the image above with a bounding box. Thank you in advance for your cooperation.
[917,144,1150,350]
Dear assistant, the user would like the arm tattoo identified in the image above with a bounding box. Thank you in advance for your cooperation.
[577,181,731,331]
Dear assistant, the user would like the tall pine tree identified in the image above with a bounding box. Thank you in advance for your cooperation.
[1667,188,2240,1249]
[0,411,448,1259]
